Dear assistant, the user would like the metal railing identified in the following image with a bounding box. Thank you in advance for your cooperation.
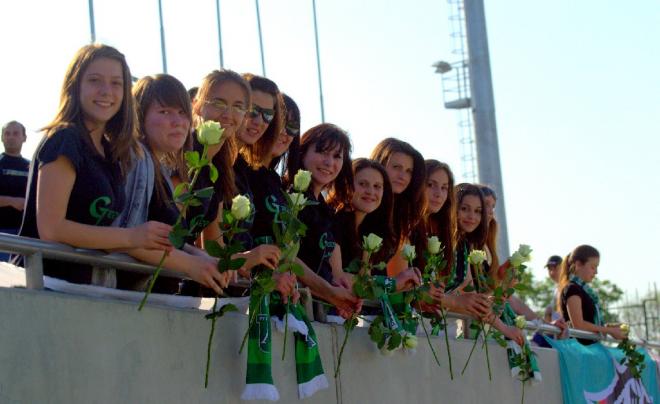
[1,233,658,349]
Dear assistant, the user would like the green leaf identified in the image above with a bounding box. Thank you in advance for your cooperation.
[463,285,475,293]
[209,163,218,183]
[290,263,304,277]
[229,258,246,270]
[173,182,187,199]
[169,232,185,249]
[205,303,238,319]
[194,186,215,199]
[185,151,200,168]
[388,332,402,350]
[204,240,224,258]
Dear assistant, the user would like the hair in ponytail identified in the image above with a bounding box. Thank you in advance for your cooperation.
[556,244,600,312]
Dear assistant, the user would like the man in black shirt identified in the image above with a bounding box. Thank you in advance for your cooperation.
[0,120,29,261]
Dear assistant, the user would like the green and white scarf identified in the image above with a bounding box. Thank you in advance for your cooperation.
[569,275,604,326]
[242,294,328,401]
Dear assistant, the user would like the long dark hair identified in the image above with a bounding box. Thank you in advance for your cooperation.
[42,43,138,175]
[370,138,425,247]
[419,159,456,271]
[287,123,353,204]
[454,183,488,249]
[479,184,499,277]
[270,93,301,175]
[193,69,249,201]
[133,74,192,203]
[241,73,284,168]
[339,158,395,265]
[557,245,600,312]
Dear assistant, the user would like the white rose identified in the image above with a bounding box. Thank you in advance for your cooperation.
[288,192,308,207]
[517,244,532,260]
[363,233,383,253]
[403,334,418,349]
[509,251,524,268]
[402,244,416,263]
[514,315,527,330]
[230,194,251,220]
[468,249,487,266]
[293,170,312,192]
[427,236,441,255]
[620,323,630,336]
[196,120,224,145]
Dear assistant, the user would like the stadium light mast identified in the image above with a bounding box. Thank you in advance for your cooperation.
[157,0,168,73]
[215,0,224,68]
[88,0,96,43]
[434,0,510,258]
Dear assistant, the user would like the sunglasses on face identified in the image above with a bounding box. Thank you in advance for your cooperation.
[247,104,275,124]
[205,99,247,116]
[285,121,300,137]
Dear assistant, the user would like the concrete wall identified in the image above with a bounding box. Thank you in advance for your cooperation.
[0,287,562,403]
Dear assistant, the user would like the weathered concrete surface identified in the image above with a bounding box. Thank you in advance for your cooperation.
[0,287,562,403]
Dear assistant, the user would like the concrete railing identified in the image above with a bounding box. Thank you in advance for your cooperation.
[1,232,658,350]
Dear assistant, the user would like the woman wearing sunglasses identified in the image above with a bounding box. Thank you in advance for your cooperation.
[247,94,361,316]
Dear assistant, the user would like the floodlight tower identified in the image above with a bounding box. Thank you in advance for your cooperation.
[434,0,510,259]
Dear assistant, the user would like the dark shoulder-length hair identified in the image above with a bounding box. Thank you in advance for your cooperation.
[193,69,250,201]
[42,43,139,175]
[133,74,193,202]
[271,93,301,175]
[419,159,456,271]
[241,73,284,168]
[370,137,425,246]
[287,123,353,204]
[454,183,488,249]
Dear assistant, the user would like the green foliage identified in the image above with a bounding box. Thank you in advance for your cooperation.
[617,337,646,379]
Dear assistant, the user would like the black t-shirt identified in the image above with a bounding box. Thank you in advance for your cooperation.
[561,282,598,345]
[247,165,287,246]
[232,154,255,249]
[446,240,469,292]
[19,127,125,284]
[297,190,336,283]
[0,153,30,228]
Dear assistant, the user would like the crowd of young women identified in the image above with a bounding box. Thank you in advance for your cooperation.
[17,43,623,346]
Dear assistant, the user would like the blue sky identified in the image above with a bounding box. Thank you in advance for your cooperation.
[1,0,658,299]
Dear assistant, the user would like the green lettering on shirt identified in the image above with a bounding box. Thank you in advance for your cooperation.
[89,196,119,225]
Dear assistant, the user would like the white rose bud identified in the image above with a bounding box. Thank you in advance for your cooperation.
[514,315,527,330]
[402,244,416,263]
[196,120,224,145]
[509,251,524,268]
[620,323,630,336]
[293,170,312,192]
[230,194,251,220]
[427,236,441,255]
[468,249,487,266]
[403,334,418,350]
[517,244,532,260]
[288,192,308,207]
[363,233,383,253]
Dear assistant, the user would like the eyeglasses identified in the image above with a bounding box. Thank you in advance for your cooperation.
[247,104,275,124]
[204,99,247,116]
[285,122,300,137]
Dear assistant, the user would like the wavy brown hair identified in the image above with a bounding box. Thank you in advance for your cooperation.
[418,160,456,272]
[240,73,284,169]
[454,183,488,249]
[370,138,425,247]
[479,184,499,278]
[42,43,139,175]
[287,123,353,204]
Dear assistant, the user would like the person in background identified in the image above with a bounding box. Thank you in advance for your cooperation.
[0,120,30,261]
[558,244,626,344]
[531,255,566,347]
